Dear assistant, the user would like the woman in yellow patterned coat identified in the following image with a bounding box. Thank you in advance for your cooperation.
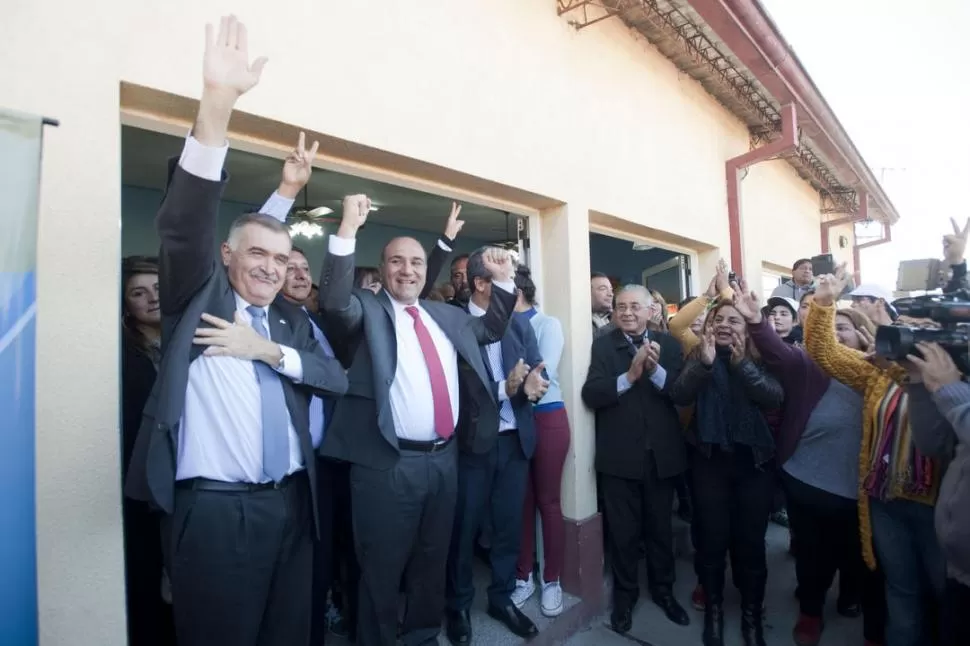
[804,270,947,646]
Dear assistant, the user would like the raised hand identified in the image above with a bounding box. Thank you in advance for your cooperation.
[505,358,530,397]
[524,362,550,402]
[856,326,875,352]
[732,278,762,323]
[194,16,267,146]
[337,194,372,238]
[815,265,847,306]
[482,247,514,281]
[444,202,465,240]
[203,16,268,98]
[730,330,746,365]
[699,327,717,366]
[279,132,320,198]
[944,217,970,265]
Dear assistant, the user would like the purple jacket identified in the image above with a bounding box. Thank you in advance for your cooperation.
[747,317,830,464]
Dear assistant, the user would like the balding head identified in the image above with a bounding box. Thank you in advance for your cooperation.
[380,236,427,304]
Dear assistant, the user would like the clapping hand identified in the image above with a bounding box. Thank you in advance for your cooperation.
[524,362,550,402]
[732,277,762,323]
[444,202,465,240]
[279,132,320,198]
[908,342,962,393]
[338,194,372,238]
[505,359,529,397]
[944,217,970,265]
[699,327,717,366]
[482,247,514,282]
[730,330,746,365]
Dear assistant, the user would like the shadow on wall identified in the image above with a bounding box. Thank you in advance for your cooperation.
[121,185,492,276]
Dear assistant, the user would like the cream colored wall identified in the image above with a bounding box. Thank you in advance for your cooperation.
[2,0,824,639]
[741,159,823,284]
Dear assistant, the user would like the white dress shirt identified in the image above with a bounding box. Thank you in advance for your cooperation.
[175,135,307,483]
[328,235,460,441]
[467,300,517,432]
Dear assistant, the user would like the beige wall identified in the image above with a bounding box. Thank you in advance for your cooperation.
[2,1,824,642]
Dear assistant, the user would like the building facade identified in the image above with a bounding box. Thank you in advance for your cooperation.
[1,0,896,642]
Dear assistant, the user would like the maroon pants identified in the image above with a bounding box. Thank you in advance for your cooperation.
[516,406,571,583]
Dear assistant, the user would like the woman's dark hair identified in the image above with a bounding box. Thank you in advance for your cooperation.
[514,265,537,305]
[354,266,380,289]
[799,289,816,304]
[122,255,160,355]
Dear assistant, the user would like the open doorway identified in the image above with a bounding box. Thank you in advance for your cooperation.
[120,126,531,287]
[589,231,693,313]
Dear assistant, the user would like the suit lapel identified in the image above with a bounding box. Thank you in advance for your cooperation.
[267,300,293,347]
[423,300,493,392]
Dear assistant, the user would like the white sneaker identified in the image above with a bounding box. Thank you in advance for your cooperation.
[511,577,536,609]
[540,580,564,617]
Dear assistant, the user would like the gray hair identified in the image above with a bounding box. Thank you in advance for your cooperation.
[227,213,291,250]
[615,284,654,304]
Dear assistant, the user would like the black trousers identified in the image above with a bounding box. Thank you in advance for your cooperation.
[600,451,677,613]
[351,441,458,646]
[169,472,313,646]
[691,447,774,606]
[446,433,529,611]
[944,578,970,646]
[122,500,175,646]
[311,458,359,646]
[782,471,886,642]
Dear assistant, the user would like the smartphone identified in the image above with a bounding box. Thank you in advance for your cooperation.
[728,271,739,286]
[811,253,835,277]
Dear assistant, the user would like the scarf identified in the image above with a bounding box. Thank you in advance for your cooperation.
[695,347,775,466]
[863,382,935,500]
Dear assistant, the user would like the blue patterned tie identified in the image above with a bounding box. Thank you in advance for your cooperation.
[304,309,335,448]
[246,306,289,481]
[485,341,516,427]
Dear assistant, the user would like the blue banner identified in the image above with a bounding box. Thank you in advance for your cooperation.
[0,110,43,646]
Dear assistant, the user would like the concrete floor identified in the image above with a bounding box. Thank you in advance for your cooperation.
[325,522,865,646]
[564,523,865,646]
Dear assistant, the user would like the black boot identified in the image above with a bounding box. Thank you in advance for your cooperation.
[738,568,767,646]
[740,602,766,646]
[699,567,725,646]
[702,602,724,646]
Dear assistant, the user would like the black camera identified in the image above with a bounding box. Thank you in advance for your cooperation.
[874,289,970,369]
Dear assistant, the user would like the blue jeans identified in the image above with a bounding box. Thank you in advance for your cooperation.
[869,498,946,646]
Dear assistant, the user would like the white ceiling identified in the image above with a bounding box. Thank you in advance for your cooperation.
[121,127,519,242]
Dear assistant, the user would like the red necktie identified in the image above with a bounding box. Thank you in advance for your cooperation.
[405,306,455,439]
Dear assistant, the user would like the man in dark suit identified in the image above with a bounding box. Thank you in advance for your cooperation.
[582,284,690,634]
[444,249,549,644]
[317,196,517,646]
[260,137,360,645]
[123,17,348,646]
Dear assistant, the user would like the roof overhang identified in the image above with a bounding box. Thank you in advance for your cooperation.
[556,0,900,224]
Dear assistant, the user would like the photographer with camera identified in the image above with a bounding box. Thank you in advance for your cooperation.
[902,217,970,646]
[805,267,948,646]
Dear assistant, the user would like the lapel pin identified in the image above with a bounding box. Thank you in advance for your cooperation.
[280,319,287,325]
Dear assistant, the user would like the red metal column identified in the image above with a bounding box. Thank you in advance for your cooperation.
[725,103,797,271]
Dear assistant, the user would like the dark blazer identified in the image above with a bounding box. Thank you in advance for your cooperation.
[582,327,687,480]
[317,249,516,470]
[475,314,544,460]
[124,161,349,529]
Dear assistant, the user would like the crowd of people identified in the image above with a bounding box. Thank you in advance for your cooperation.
[117,15,969,646]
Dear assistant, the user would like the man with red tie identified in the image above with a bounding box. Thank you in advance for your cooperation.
[318,195,517,646]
